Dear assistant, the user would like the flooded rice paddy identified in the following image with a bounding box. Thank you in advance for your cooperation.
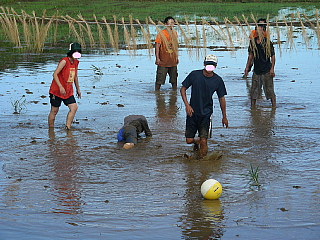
[0,42,319,239]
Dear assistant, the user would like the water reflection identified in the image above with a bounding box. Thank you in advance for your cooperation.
[180,163,224,239]
[250,108,275,140]
[249,108,276,158]
[48,129,83,215]
[155,90,178,122]
[0,50,61,73]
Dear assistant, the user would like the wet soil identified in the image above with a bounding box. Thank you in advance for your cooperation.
[0,45,319,239]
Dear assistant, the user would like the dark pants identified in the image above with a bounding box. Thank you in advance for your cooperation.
[156,66,178,85]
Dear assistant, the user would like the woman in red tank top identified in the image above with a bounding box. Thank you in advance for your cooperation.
[48,43,82,130]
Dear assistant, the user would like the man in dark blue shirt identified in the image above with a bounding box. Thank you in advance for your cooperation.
[180,54,228,158]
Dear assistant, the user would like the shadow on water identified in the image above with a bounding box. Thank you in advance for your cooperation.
[249,108,276,159]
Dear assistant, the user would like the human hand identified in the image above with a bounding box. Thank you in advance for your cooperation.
[155,58,161,65]
[59,86,66,95]
[270,69,275,77]
[77,90,82,99]
[243,67,250,78]
[222,117,228,128]
[186,104,194,117]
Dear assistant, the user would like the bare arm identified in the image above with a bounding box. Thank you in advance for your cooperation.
[270,55,275,77]
[141,119,152,137]
[244,53,254,77]
[155,42,161,65]
[73,74,81,98]
[53,60,67,96]
[180,86,194,117]
[218,96,228,128]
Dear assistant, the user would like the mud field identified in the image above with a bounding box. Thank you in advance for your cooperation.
[0,41,319,239]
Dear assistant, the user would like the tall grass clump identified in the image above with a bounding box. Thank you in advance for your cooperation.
[0,7,319,55]
[0,7,21,47]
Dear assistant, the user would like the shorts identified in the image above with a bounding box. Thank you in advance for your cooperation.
[156,66,178,85]
[251,72,276,100]
[49,94,76,107]
[185,114,211,139]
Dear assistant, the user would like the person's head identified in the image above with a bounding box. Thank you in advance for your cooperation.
[204,54,218,72]
[257,18,267,32]
[67,42,82,59]
[164,16,175,28]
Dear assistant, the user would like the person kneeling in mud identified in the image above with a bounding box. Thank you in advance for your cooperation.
[117,115,152,149]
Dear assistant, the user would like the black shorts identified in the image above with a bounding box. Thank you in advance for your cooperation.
[185,114,211,139]
[49,94,76,107]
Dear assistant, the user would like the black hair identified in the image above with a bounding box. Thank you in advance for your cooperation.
[67,51,74,57]
[164,16,175,24]
[257,18,267,30]
[67,42,82,56]
[257,18,267,23]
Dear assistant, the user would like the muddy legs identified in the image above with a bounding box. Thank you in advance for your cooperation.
[48,103,78,129]
[187,137,208,158]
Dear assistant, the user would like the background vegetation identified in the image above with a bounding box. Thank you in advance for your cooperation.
[0,1,319,53]
[1,0,319,21]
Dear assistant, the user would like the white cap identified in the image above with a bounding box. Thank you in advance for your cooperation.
[204,54,218,65]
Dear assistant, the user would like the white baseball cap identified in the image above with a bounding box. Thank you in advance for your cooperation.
[204,54,218,65]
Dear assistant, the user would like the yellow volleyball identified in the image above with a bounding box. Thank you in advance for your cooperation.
[201,179,223,200]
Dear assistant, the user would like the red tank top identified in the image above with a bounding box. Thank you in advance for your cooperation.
[49,57,79,99]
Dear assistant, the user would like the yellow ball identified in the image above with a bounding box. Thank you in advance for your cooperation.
[201,179,223,200]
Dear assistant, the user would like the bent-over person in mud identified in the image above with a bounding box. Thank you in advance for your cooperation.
[244,18,276,108]
[117,115,152,149]
[180,54,228,158]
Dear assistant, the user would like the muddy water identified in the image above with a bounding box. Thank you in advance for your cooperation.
[0,44,319,239]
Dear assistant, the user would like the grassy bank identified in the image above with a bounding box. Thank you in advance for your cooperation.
[1,0,319,21]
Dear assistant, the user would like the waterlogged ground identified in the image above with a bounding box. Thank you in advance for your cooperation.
[0,43,320,239]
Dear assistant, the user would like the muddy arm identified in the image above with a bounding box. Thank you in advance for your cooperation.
[244,53,254,77]
[141,119,152,137]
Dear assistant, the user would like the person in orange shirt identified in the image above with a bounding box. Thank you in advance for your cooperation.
[48,43,82,130]
[155,16,179,91]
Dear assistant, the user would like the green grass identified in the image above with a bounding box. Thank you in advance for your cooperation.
[1,0,320,22]
[248,164,261,187]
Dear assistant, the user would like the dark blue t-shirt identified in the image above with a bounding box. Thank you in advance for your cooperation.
[182,70,227,116]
